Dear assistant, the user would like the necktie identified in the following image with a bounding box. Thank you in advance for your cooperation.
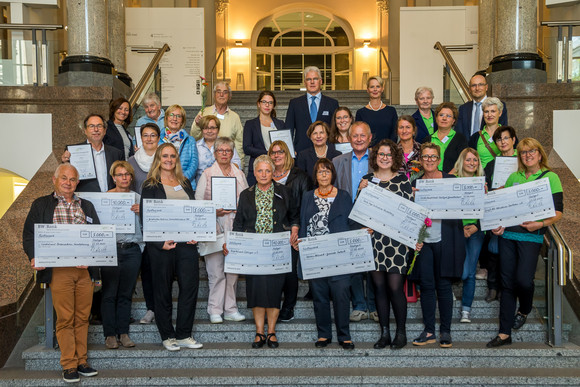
[310,95,318,123]
[472,102,482,135]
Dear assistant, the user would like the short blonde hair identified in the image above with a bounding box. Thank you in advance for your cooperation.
[253,154,275,173]
[109,160,135,181]
[268,140,294,171]
[164,105,186,129]
[367,75,384,88]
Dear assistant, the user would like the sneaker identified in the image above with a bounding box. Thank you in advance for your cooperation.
[176,337,203,349]
[460,311,471,323]
[162,338,181,351]
[475,268,488,280]
[62,368,80,383]
[105,335,119,349]
[77,364,98,377]
[140,310,155,324]
[210,314,223,324]
[119,333,135,348]
[278,309,295,322]
[224,312,246,322]
[412,331,436,346]
[349,310,368,322]
[369,311,379,322]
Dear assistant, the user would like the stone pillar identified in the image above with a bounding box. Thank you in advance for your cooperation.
[108,0,132,87]
[478,0,495,72]
[488,0,546,84]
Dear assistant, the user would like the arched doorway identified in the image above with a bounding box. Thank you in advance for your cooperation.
[252,10,354,90]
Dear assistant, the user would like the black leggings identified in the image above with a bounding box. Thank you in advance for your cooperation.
[371,271,407,332]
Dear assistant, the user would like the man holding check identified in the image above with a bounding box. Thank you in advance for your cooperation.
[22,164,100,383]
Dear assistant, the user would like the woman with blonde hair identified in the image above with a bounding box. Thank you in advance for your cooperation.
[355,76,398,146]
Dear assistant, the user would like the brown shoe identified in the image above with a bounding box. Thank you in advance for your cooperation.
[105,335,119,349]
[119,333,135,348]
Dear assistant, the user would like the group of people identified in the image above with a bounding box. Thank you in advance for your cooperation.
[22,66,563,383]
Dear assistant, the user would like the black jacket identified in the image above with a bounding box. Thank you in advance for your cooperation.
[296,143,341,180]
[104,120,134,159]
[243,116,285,185]
[285,167,313,207]
[22,193,101,284]
[423,130,467,173]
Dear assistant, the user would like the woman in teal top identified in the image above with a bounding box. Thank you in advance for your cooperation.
[487,138,563,348]
[467,97,505,169]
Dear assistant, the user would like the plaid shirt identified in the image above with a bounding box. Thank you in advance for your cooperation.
[52,193,87,224]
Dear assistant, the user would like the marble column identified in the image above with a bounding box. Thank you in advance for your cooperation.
[488,0,546,84]
[478,0,495,72]
[108,0,132,86]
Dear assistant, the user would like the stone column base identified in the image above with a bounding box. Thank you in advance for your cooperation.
[488,53,546,84]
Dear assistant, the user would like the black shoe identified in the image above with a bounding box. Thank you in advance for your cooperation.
[77,364,98,377]
[303,290,313,301]
[485,289,499,303]
[439,332,452,348]
[279,308,295,322]
[513,313,527,330]
[267,333,279,348]
[315,338,331,348]
[486,335,512,348]
[63,368,80,383]
[251,333,266,349]
[373,330,391,349]
[339,341,355,350]
[412,331,436,346]
[391,333,407,349]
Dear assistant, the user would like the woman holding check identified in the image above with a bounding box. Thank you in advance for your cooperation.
[487,138,563,348]
[141,143,202,352]
[224,155,299,348]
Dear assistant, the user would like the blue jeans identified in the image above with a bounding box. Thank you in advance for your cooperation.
[461,230,485,312]
[350,272,376,312]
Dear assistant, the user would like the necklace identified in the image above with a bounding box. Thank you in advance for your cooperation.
[315,145,328,158]
[317,186,333,197]
[273,169,288,178]
[368,101,384,111]
[219,165,232,176]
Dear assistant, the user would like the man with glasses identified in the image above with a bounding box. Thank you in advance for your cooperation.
[191,81,245,170]
[286,66,339,153]
[456,73,508,140]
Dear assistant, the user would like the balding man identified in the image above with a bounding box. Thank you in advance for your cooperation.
[23,164,100,383]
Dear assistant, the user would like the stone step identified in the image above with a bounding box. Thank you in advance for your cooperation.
[22,342,580,372]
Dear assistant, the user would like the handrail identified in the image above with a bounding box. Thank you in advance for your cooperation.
[128,44,170,109]
[541,21,579,82]
[434,41,472,102]
[209,48,226,105]
[378,48,392,103]
[0,23,62,30]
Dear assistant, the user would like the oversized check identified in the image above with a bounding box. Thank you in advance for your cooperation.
[480,177,556,231]
[415,176,486,219]
[349,184,429,249]
[492,156,518,189]
[67,144,96,180]
[142,199,216,242]
[299,229,375,280]
[224,231,291,275]
[76,192,136,233]
[34,224,117,267]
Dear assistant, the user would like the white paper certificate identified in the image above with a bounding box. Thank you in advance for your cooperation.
[224,231,292,275]
[211,177,237,210]
[349,184,429,249]
[415,177,486,219]
[134,126,142,149]
[76,192,136,233]
[269,129,296,158]
[334,143,353,154]
[67,144,96,180]
[492,156,518,189]
[480,178,556,231]
[299,229,375,280]
[34,224,117,267]
[142,199,216,242]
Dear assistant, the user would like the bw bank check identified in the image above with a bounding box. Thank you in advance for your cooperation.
[348,184,430,249]
[34,224,117,267]
[414,177,486,219]
[299,229,375,280]
[480,178,556,231]
[224,231,292,275]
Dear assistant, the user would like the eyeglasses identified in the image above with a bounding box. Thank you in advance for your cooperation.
[437,113,453,119]
[216,149,233,154]
[421,154,440,161]
[317,170,331,176]
[260,100,274,106]
[305,77,320,82]
[377,152,392,159]
[168,113,182,119]
[520,149,538,156]
[203,126,219,130]
[114,173,132,178]
[142,133,158,139]
[270,150,285,156]
[470,83,487,88]
[215,90,229,95]
[87,124,104,130]
[496,136,512,143]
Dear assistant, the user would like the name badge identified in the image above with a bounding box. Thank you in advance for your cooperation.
[216,113,225,120]
[274,193,283,199]
[371,177,381,184]
[86,216,93,224]
[327,197,335,203]
[441,136,450,144]
[488,137,494,143]
[174,185,183,192]
[430,123,434,128]
[322,111,329,116]
[408,151,415,158]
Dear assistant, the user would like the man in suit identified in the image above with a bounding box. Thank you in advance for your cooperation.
[62,114,124,193]
[332,121,377,322]
[286,66,339,153]
[456,74,508,140]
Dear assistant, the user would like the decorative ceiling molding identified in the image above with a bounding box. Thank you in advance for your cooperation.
[376,0,389,14]
[216,0,229,14]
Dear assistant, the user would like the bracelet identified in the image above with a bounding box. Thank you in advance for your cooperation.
[541,220,545,227]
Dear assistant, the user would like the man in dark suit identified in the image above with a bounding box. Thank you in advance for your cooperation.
[286,66,339,153]
[62,114,124,193]
[456,74,508,140]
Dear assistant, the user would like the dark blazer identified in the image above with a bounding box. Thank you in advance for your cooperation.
[296,143,341,180]
[423,130,467,173]
[285,167,313,207]
[233,183,299,234]
[298,188,353,239]
[243,116,285,185]
[104,120,134,159]
[70,142,125,192]
[412,109,438,144]
[286,94,339,154]
[456,99,508,140]
[332,150,373,198]
[22,193,101,284]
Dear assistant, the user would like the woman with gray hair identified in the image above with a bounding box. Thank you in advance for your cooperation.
[467,97,505,169]
[136,93,165,130]
[412,86,438,143]
[355,75,398,146]
[195,137,248,324]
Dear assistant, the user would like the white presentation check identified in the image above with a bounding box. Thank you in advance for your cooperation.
[34,224,117,267]
[492,156,519,189]
[142,199,216,242]
[415,176,486,219]
[480,178,556,231]
[299,229,375,280]
[349,184,429,249]
[224,231,292,275]
[76,192,136,233]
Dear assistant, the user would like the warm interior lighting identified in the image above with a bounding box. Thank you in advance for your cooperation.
[363,40,371,47]
[235,40,243,47]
